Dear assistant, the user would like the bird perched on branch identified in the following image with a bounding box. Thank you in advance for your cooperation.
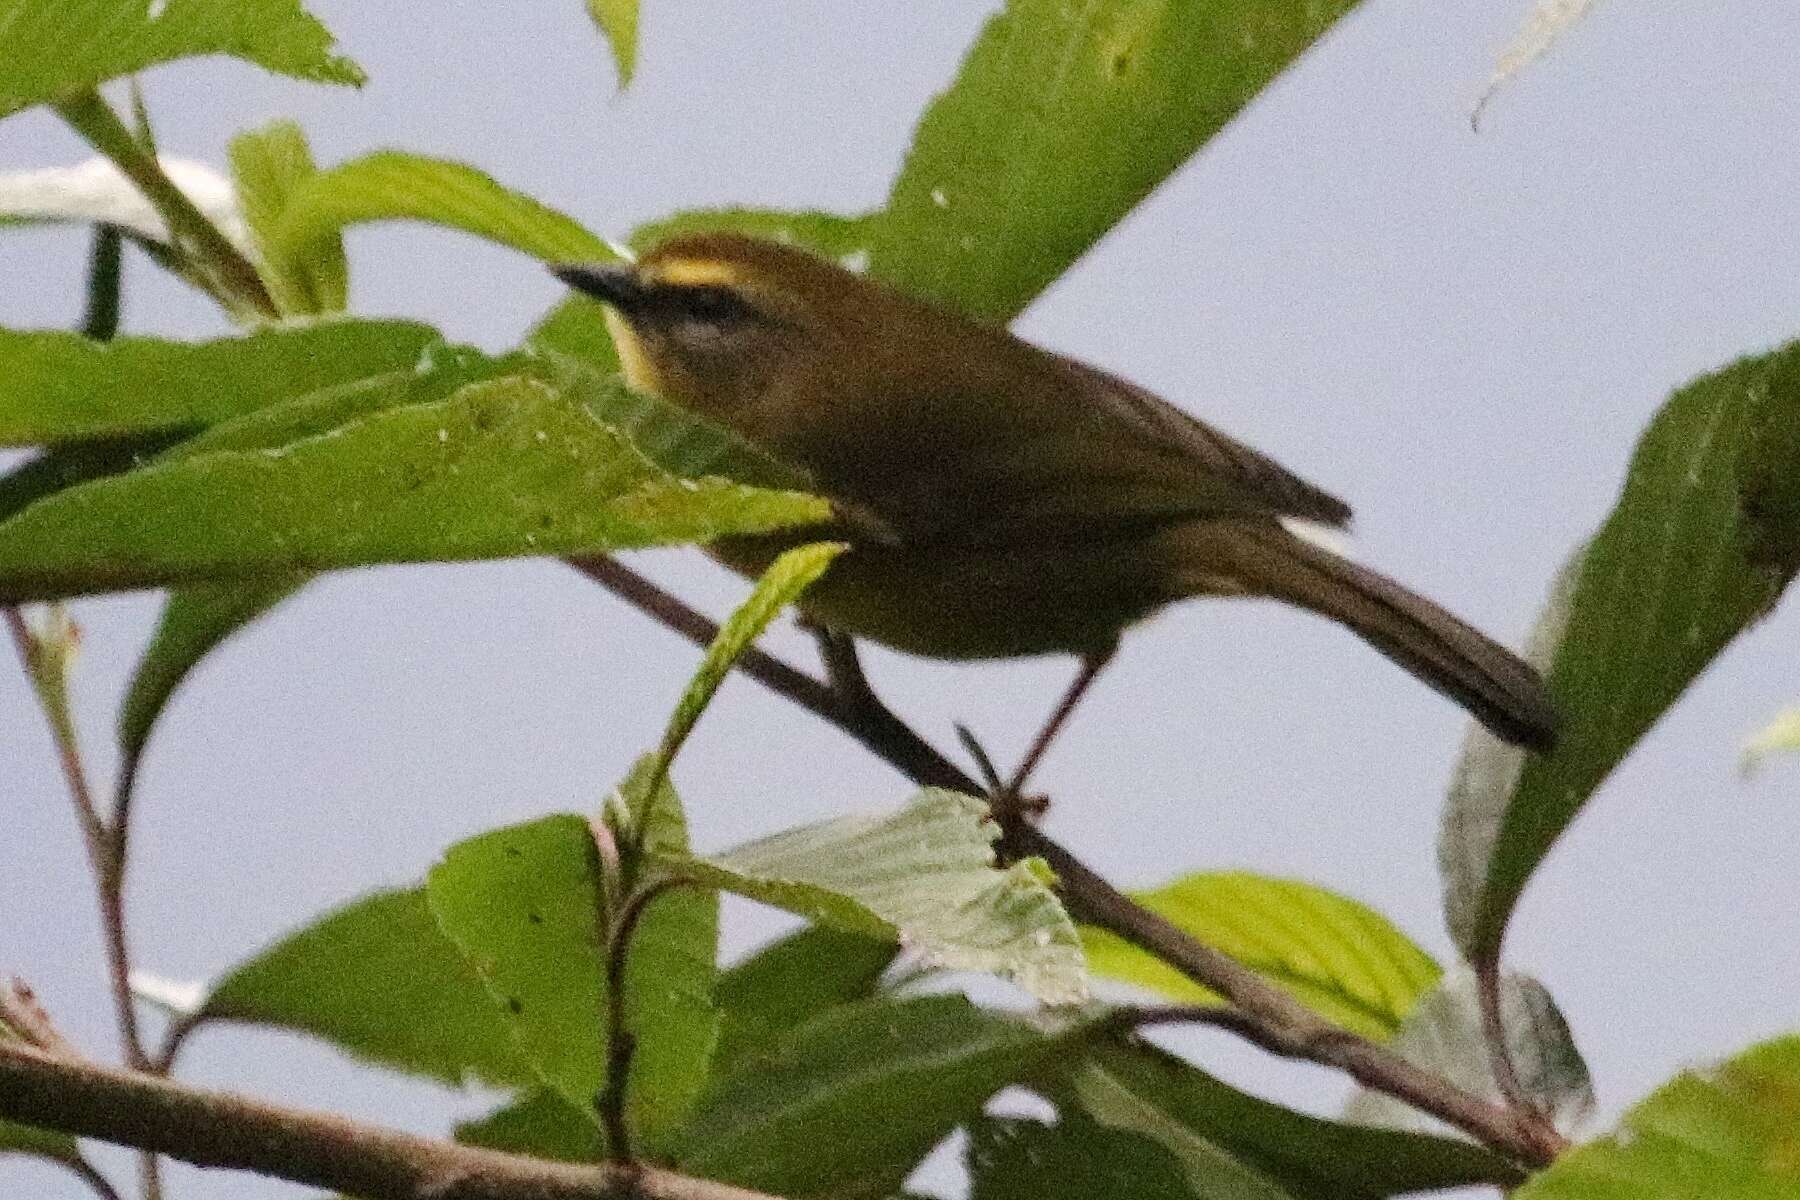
[553,234,1557,790]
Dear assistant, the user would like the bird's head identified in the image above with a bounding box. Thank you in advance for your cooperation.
[550,234,869,428]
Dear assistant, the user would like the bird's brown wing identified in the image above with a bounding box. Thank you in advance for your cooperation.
[1054,355,1353,528]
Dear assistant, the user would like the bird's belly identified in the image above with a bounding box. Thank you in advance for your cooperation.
[710,530,1176,660]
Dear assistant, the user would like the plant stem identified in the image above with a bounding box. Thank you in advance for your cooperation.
[0,1040,785,1200]
[598,877,693,1161]
[1476,958,1538,1117]
[4,610,149,1072]
[52,90,277,321]
[81,225,123,340]
[566,555,1570,1167]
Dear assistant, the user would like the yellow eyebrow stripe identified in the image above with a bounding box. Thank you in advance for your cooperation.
[647,260,745,287]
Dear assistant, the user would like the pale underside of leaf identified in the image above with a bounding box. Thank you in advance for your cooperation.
[1343,968,1594,1140]
[0,155,248,250]
[673,790,1087,1004]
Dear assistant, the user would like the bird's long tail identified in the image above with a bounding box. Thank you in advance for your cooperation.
[1176,521,1559,750]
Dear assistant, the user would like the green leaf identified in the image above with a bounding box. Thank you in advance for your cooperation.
[653,541,844,775]
[1515,1035,1800,1200]
[427,786,717,1151]
[0,1118,81,1167]
[113,343,530,765]
[0,0,363,119]
[629,208,872,260]
[524,295,620,372]
[0,374,828,603]
[454,1088,605,1164]
[118,578,302,764]
[0,319,440,445]
[967,1114,1229,1200]
[1343,969,1593,1137]
[162,341,523,460]
[1740,705,1800,777]
[867,0,1362,320]
[1081,872,1439,1040]
[427,815,611,1110]
[1441,340,1800,966]
[671,789,1086,1004]
[677,995,1082,1198]
[1058,1037,1520,1200]
[199,887,532,1087]
[0,436,185,522]
[713,925,898,1075]
[601,759,721,1147]
[230,119,347,314]
[546,356,813,497]
[585,0,638,87]
[273,152,612,270]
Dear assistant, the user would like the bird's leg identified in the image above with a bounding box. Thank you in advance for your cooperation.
[1001,648,1115,805]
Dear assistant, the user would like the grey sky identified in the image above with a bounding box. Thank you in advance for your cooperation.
[5,3,1800,1196]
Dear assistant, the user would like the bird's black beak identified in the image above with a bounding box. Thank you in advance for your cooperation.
[548,261,644,310]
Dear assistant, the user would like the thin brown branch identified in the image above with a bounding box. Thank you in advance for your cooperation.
[1475,958,1538,1117]
[148,1008,205,1076]
[567,556,974,791]
[567,556,1569,1167]
[1007,818,1568,1162]
[0,1040,786,1200]
[5,608,150,1073]
[66,1158,127,1200]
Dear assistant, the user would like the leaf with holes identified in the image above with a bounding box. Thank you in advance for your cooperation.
[1441,340,1800,968]
[426,816,611,1109]
[1081,872,1440,1040]
[113,343,530,766]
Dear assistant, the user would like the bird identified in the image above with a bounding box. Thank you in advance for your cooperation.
[551,234,1558,791]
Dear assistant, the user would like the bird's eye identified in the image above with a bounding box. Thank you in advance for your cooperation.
[673,286,749,322]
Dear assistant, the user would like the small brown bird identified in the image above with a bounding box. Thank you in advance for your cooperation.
[553,235,1557,787]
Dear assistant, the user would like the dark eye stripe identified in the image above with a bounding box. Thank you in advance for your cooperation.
[648,283,753,322]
